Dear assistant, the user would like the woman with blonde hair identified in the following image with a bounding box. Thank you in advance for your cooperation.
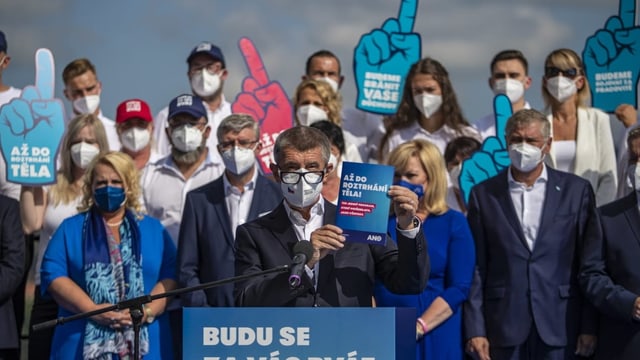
[293,79,362,163]
[542,48,617,205]
[22,113,109,359]
[41,151,177,359]
[374,139,475,360]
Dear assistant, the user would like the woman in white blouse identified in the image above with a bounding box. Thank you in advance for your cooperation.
[542,48,617,206]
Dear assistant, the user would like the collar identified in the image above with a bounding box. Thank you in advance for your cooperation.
[508,164,548,188]
[223,167,258,195]
[283,197,325,226]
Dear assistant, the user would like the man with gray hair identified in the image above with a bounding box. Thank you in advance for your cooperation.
[177,113,281,308]
[464,109,598,359]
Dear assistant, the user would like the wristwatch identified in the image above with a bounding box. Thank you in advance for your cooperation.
[143,304,155,324]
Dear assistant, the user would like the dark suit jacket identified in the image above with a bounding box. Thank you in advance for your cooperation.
[234,201,430,307]
[0,194,25,349]
[463,168,598,348]
[580,192,640,360]
[177,173,282,307]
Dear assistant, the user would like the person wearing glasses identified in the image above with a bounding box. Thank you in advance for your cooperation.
[234,126,430,307]
[542,48,617,206]
[152,42,232,163]
[177,113,281,308]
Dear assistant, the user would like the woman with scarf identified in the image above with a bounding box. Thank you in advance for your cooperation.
[41,151,177,359]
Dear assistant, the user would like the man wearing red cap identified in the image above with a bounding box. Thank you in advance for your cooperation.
[115,99,160,170]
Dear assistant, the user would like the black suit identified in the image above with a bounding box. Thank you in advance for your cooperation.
[580,192,640,359]
[234,201,430,307]
[178,173,282,307]
[0,195,24,355]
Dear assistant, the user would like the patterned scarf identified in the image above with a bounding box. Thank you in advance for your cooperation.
[82,207,149,359]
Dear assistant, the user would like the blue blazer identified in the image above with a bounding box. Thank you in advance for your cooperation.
[0,195,24,350]
[177,173,282,307]
[463,168,598,348]
[234,201,430,307]
[580,192,640,359]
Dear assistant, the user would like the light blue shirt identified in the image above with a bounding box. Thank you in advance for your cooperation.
[508,165,548,251]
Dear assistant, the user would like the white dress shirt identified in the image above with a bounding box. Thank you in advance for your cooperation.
[141,152,224,243]
[508,165,548,251]
[223,168,258,239]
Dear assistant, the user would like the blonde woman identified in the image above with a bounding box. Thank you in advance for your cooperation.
[22,113,109,360]
[374,139,475,360]
[293,79,363,164]
[542,48,617,205]
[41,151,176,359]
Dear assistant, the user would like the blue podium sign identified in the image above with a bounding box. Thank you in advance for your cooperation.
[183,307,415,359]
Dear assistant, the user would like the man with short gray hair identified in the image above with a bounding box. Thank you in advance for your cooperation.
[464,108,598,359]
[177,113,281,307]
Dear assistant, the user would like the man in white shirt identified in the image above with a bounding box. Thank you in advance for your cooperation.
[0,30,21,201]
[153,42,232,167]
[62,58,120,151]
[464,109,598,360]
[302,50,384,163]
[142,94,224,242]
[474,50,533,140]
[177,113,281,308]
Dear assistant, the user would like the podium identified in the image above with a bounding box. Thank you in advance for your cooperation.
[184,307,416,359]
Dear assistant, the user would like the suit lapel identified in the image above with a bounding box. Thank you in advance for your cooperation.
[495,172,530,252]
[247,175,267,220]
[622,193,640,250]
[210,179,235,248]
[267,203,300,255]
[535,168,563,247]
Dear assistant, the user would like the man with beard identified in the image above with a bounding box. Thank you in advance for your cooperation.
[153,42,232,166]
[142,93,224,242]
[141,93,224,359]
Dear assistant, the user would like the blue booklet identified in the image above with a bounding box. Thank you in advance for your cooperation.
[335,161,394,245]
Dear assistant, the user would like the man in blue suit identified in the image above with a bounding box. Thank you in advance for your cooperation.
[579,126,640,360]
[177,113,282,307]
[464,109,598,360]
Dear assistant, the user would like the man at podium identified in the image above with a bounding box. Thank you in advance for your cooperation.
[234,126,430,307]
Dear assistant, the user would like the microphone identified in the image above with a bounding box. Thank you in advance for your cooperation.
[288,241,315,288]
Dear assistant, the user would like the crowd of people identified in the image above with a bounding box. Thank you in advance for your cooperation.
[0,27,639,360]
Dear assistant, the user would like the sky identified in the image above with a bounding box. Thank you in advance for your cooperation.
[0,0,628,141]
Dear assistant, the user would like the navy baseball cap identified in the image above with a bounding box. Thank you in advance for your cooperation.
[186,41,225,67]
[168,94,208,121]
[0,31,6,53]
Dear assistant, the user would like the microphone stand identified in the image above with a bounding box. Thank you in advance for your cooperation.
[32,265,289,359]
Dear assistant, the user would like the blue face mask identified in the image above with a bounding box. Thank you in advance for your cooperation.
[94,186,126,213]
[395,179,425,199]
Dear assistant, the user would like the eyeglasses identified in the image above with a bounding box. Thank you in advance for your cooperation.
[168,117,207,128]
[279,169,325,184]
[188,62,224,76]
[545,66,579,79]
[218,139,258,151]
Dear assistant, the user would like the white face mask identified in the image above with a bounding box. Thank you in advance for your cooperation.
[120,127,151,153]
[191,69,221,97]
[319,77,339,92]
[70,141,100,169]
[72,94,101,114]
[508,142,546,172]
[546,76,577,103]
[413,93,443,118]
[280,169,323,208]
[493,78,525,103]
[222,146,256,175]
[171,125,203,152]
[449,164,462,189]
[296,104,328,126]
